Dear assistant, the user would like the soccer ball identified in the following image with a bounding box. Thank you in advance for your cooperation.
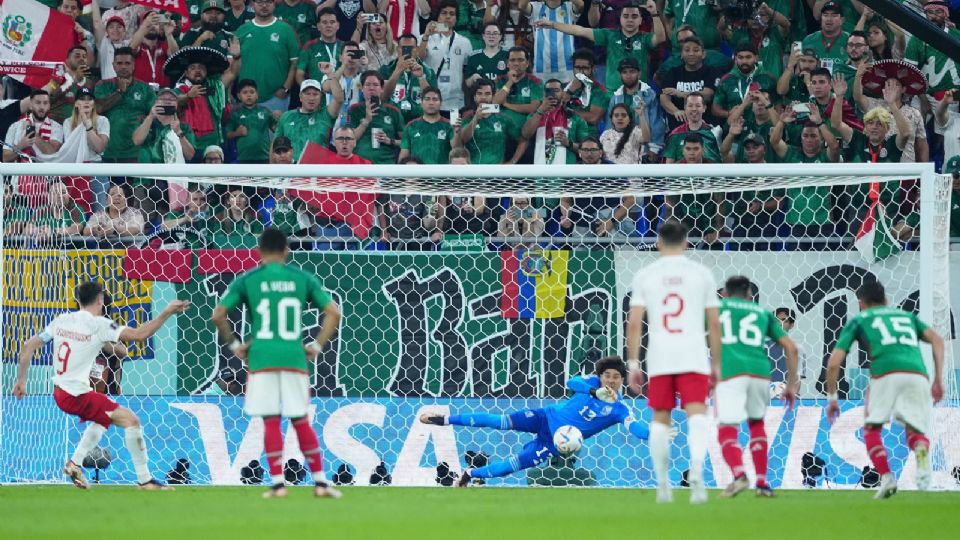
[553,425,583,456]
[770,381,787,400]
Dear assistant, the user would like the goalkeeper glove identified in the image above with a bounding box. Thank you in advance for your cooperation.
[592,385,618,403]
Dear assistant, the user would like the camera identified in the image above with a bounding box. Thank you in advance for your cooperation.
[360,13,380,24]
[706,0,762,23]
[159,104,177,116]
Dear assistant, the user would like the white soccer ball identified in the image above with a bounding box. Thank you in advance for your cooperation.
[553,425,583,456]
[770,381,787,400]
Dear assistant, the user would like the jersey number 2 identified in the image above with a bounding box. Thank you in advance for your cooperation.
[54,342,72,376]
[254,298,302,340]
[662,293,685,333]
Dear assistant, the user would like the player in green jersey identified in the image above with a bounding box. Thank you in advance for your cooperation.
[826,281,945,499]
[212,227,342,499]
[715,276,798,499]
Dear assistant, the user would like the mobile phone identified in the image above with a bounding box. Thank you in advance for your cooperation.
[449,108,460,125]
[521,207,536,219]
[792,103,810,115]
[792,41,803,53]
[748,82,760,92]
[159,105,177,116]
[24,124,35,137]
[574,72,591,84]
[435,23,449,32]
[348,49,365,59]
[369,95,380,107]
[480,103,500,114]
[360,13,381,24]
[401,45,414,57]
[545,87,560,99]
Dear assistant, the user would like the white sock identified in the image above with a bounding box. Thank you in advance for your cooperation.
[312,471,327,485]
[124,426,151,484]
[71,424,107,464]
[687,414,711,481]
[649,422,671,487]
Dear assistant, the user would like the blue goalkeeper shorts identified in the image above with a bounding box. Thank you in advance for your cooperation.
[507,409,559,469]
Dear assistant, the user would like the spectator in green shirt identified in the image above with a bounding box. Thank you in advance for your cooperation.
[713,43,778,125]
[296,7,345,84]
[160,185,214,248]
[464,23,509,90]
[276,0,317,46]
[94,47,156,162]
[381,34,438,124]
[456,78,525,164]
[521,78,593,164]
[275,76,343,159]
[226,79,279,163]
[721,2,790,78]
[398,87,454,164]
[776,46,820,104]
[348,70,405,164]
[564,48,609,127]
[494,46,543,137]
[801,1,849,73]
[180,0,235,56]
[210,189,265,248]
[23,181,86,244]
[236,0,300,112]
[225,0,254,32]
[536,1,666,89]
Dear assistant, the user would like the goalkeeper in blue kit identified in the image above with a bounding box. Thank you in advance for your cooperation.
[419,357,653,486]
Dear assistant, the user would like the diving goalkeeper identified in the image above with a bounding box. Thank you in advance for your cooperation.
[419,356,654,486]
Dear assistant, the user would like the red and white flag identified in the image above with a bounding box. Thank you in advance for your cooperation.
[126,0,190,18]
[0,0,73,88]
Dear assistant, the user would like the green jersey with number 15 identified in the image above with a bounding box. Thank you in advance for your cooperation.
[219,261,333,373]
[719,297,787,380]
[834,306,928,378]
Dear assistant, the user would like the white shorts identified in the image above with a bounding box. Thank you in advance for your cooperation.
[715,376,769,425]
[865,372,932,434]
[244,371,310,418]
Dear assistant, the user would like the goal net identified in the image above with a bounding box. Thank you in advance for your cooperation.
[0,162,956,490]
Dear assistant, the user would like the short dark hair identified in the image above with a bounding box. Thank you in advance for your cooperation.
[595,356,627,378]
[422,86,442,99]
[579,136,601,148]
[857,281,887,306]
[361,70,384,86]
[258,227,290,254]
[113,46,135,60]
[30,89,49,99]
[475,77,496,94]
[810,67,832,81]
[435,0,458,17]
[658,219,689,246]
[724,276,753,299]
[400,156,424,164]
[398,33,417,42]
[507,46,529,60]
[344,40,360,48]
[685,91,704,104]
[316,6,337,18]
[680,36,705,49]
[76,281,105,308]
[237,79,258,92]
[67,45,87,57]
[775,307,796,324]
[683,132,704,146]
[849,30,867,41]
[571,48,595,65]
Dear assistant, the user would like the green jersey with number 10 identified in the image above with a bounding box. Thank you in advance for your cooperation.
[834,306,928,378]
[219,261,333,373]
[719,297,787,380]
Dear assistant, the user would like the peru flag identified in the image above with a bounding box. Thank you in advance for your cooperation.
[0,0,73,88]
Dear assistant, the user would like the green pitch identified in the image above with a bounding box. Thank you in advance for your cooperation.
[2,486,959,540]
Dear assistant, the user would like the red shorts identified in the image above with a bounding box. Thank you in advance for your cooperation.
[54,387,119,428]
[647,373,710,410]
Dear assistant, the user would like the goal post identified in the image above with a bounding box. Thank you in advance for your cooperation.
[0,161,956,489]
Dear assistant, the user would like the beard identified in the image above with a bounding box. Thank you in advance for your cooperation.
[202,21,224,33]
[737,63,754,75]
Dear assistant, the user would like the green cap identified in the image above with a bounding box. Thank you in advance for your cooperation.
[201,0,226,13]
[944,155,960,174]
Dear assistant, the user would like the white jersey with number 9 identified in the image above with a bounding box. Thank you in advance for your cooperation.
[40,311,126,396]
[629,255,719,377]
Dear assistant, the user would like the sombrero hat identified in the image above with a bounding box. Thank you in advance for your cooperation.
[163,46,229,80]
[861,59,927,97]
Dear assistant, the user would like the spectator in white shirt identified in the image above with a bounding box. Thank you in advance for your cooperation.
[3,90,64,163]
[419,1,473,112]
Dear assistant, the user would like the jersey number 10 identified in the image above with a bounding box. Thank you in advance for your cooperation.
[254,298,303,341]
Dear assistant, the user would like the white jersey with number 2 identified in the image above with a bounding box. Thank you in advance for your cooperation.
[40,310,126,396]
[630,255,719,377]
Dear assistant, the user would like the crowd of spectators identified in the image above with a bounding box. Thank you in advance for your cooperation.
[4,0,960,250]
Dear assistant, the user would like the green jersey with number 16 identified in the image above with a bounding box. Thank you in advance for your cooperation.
[219,261,333,373]
[719,297,787,380]
[834,306,929,378]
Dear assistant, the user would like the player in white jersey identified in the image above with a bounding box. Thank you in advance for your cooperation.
[626,219,722,504]
[11,281,189,489]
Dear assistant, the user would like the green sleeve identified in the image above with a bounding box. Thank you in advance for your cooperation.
[285,26,299,60]
[94,82,112,100]
[347,105,363,128]
[391,108,405,137]
[422,64,438,87]
[530,81,544,101]
[767,312,787,341]
[641,32,653,50]
[664,134,681,161]
[267,108,278,130]
[591,28,609,46]
[219,274,246,311]
[308,274,332,309]
[379,62,394,80]
[296,49,309,71]
[181,123,197,148]
[400,123,412,150]
[664,0,676,18]
[801,34,815,51]
[275,112,290,137]
[225,111,238,131]
[715,80,732,110]
[834,319,858,352]
[144,87,157,113]
[571,116,589,143]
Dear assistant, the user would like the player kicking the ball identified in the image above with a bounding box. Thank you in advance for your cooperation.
[419,356,655,486]
[626,219,722,504]
[12,281,189,490]
[826,281,944,499]
[716,276,799,498]
[212,227,342,499]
